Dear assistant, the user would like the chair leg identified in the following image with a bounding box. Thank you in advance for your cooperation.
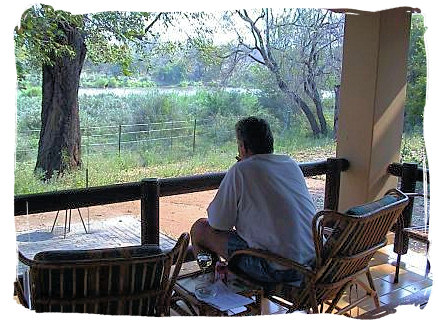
[394,254,401,284]
[309,288,319,314]
[366,270,380,308]
[14,279,29,308]
[325,284,349,313]
[425,243,431,277]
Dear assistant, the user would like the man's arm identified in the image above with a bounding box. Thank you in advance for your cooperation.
[207,165,241,231]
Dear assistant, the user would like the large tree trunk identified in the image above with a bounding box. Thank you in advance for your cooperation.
[304,77,328,136]
[276,77,321,136]
[35,26,86,179]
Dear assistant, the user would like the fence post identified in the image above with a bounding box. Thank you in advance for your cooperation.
[147,123,150,151]
[118,124,122,156]
[192,119,197,153]
[170,120,174,151]
[141,178,160,245]
[214,119,218,152]
[324,158,348,211]
[393,162,418,256]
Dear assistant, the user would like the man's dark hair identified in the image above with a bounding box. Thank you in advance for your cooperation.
[235,117,274,154]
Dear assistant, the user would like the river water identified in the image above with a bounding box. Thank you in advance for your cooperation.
[79,86,262,97]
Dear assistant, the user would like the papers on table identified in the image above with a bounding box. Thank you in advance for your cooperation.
[195,280,254,312]
[227,306,248,315]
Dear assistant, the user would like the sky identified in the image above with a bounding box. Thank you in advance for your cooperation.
[1,0,437,321]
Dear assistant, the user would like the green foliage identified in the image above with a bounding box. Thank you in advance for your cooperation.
[14,5,169,84]
[14,88,321,194]
[151,61,188,86]
[80,73,157,88]
[400,131,427,165]
[20,86,42,97]
[15,4,83,75]
[16,94,41,130]
[14,86,426,195]
[404,14,427,132]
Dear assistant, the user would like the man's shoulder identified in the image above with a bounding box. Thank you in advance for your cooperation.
[262,153,297,165]
[236,154,296,167]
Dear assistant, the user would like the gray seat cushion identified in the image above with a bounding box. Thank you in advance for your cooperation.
[34,245,163,262]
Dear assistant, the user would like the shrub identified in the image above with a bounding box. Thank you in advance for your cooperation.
[21,86,42,97]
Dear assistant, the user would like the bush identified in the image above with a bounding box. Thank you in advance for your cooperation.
[400,131,427,165]
[21,86,42,97]
[94,77,110,88]
[16,94,41,131]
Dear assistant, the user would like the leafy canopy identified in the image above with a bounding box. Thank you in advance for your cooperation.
[404,14,427,132]
[14,4,167,79]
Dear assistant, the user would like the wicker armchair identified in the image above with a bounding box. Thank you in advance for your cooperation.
[394,192,430,283]
[228,189,409,315]
[15,232,189,316]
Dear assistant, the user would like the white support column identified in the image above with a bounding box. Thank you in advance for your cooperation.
[336,8,412,211]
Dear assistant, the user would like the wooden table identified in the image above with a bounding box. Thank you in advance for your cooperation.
[171,261,263,316]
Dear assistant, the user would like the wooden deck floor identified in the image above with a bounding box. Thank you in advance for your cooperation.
[15,215,433,318]
[15,215,176,276]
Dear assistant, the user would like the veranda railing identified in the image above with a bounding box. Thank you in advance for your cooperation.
[15,158,349,245]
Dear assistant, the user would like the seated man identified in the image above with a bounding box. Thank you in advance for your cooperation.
[190,116,316,284]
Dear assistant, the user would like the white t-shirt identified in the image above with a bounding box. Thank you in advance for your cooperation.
[207,154,316,265]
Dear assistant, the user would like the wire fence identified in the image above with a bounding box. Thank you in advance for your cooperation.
[16,118,236,161]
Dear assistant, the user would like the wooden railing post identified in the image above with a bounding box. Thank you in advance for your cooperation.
[141,178,160,245]
[393,162,418,255]
[324,158,348,211]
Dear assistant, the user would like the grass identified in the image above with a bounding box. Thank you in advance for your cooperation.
[14,131,425,195]
[14,135,337,195]
[14,141,237,194]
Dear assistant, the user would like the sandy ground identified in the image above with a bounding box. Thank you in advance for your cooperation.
[15,178,326,240]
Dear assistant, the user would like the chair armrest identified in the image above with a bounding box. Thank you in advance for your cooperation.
[228,248,314,277]
[405,192,430,199]
[18,251,34,267]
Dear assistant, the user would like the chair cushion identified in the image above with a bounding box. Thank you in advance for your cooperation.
[34,245,163,262]
[346,195,398,217]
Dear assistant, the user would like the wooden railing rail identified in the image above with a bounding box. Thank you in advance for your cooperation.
[387,162,429,183]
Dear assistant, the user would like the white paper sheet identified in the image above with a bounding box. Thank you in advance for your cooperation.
[197,280,254,311]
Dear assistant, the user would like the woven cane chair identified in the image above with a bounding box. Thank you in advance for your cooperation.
[394,192,430,283]
[15,232,189,316]
[228,189,408,315]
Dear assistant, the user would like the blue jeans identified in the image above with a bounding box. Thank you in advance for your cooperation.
[227,231,303,285]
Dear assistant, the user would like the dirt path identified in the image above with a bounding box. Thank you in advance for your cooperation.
[15,178,326,240]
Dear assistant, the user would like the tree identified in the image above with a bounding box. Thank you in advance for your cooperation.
[223,8,344,137]
[14,5,169,178]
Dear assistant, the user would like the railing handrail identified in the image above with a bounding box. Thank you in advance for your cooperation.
[14,158,349,216]
[387,162,429,182]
